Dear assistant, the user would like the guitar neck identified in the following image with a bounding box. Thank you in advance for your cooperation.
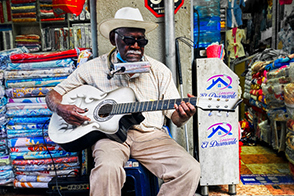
[111,97,197,115]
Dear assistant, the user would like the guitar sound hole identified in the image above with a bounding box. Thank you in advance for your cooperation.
[98,104,113,117]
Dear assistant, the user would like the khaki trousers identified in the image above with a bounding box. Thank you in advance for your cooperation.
[90,129,201,196]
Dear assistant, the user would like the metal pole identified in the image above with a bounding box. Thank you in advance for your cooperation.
[90,0,98,57]
[175,39,189,153]
[164,0,178,141]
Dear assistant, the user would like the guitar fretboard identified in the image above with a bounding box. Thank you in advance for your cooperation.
[110,97,197,115]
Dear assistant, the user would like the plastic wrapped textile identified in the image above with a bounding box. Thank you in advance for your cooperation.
[6,108,52,117]
[13,162,80,171]
[5,87,54,98]
[0,71,4,83]
[0,165,12,170]
[7,116,50,125]
[266,76,291,85]
[15,175,52,182]
[0,139,7,146]
[5,76,67,88]
[8,97,46,103]
[10,48,81,63]
[0,178,13,185]
[267,65,289,79]
[249,98,263,108]
[258,95,266,104]
[0,105,7,116]
[10,144,63,152]
[6,123,48,130]
[13,180,48,188]
[0,97,7,107]
[243,92,251,100]
[0,125,7,138]
[15,34,39,39]
[264,94,284,108]
[12,156,78,165]
[77,49,92,68]
[250,89,263,96]
[4,66,74,79]
[245,79,251,86]
[252,70,265,79]
[10,150,78,160]
[267,108,289,121]
[0,155,10,166]
[286,103,294,119]
[262,83,284,95]
[265,57,294,71]
[0,116,8,126]
[244,85,251,93]
[0,143,8,151]
[285,83,294,105]
[7,103,47,110]
[250,94,257,101]
[258,120,271,143]
[0,47,29,69]
[6,58,74,71]
[286,144,294,165]
[0,150,9,157]
[7,129,48,138]
[251,61,272,72]
[8,137,54,147]
[0,86,5,97]
[12,18,37,22]
[0,170,14,180]
[0,149,7,157]
[11,5,36,11]
[15,169,79,177]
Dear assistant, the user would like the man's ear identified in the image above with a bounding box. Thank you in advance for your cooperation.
[109,31,116,46]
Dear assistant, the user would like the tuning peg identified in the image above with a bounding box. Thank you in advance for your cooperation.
[208,111,213,116]
[217,111,222,117]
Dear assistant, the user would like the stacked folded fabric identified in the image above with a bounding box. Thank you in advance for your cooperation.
[0,47,29,70]
[15,34,41,52]
[5,48,81,188]
[0,47,30,185]
[241,49,292,145]
[11,0,37,22]
[40,0,65,22]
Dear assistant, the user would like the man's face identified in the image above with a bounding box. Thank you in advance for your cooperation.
[114,28,146,62]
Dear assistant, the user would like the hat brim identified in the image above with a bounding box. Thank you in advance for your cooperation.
[99,18,158,39]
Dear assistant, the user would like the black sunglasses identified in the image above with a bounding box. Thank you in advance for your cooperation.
[115,31,148,47]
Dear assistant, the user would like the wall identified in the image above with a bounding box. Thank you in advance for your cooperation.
[96,0,194,153]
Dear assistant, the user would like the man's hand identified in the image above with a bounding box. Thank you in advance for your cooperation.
[56,104,91,126]
[46,89,91,126]
[171,93,196,127]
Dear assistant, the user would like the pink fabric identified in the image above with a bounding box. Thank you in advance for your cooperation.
[10,48,86,63]
[279,0,293,4]
[232,27,238,58]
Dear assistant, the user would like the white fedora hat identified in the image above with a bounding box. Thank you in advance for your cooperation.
[99,7,158,39]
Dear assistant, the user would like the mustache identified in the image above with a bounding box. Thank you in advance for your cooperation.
[126,50,142,55]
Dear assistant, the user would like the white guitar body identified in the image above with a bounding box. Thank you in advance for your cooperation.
[48,85,137,150]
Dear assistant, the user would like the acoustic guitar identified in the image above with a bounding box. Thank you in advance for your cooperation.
[48,85,242,152]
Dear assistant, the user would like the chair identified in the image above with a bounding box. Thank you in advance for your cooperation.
[122,159,159,196]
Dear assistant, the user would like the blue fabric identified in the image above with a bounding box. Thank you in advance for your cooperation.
[0,47,29,70]
[6,58,74,71]
[227,0,245,28]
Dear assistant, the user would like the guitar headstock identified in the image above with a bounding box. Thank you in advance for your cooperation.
[196,97,242,112]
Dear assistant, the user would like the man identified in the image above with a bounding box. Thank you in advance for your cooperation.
[46,7,200,196]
